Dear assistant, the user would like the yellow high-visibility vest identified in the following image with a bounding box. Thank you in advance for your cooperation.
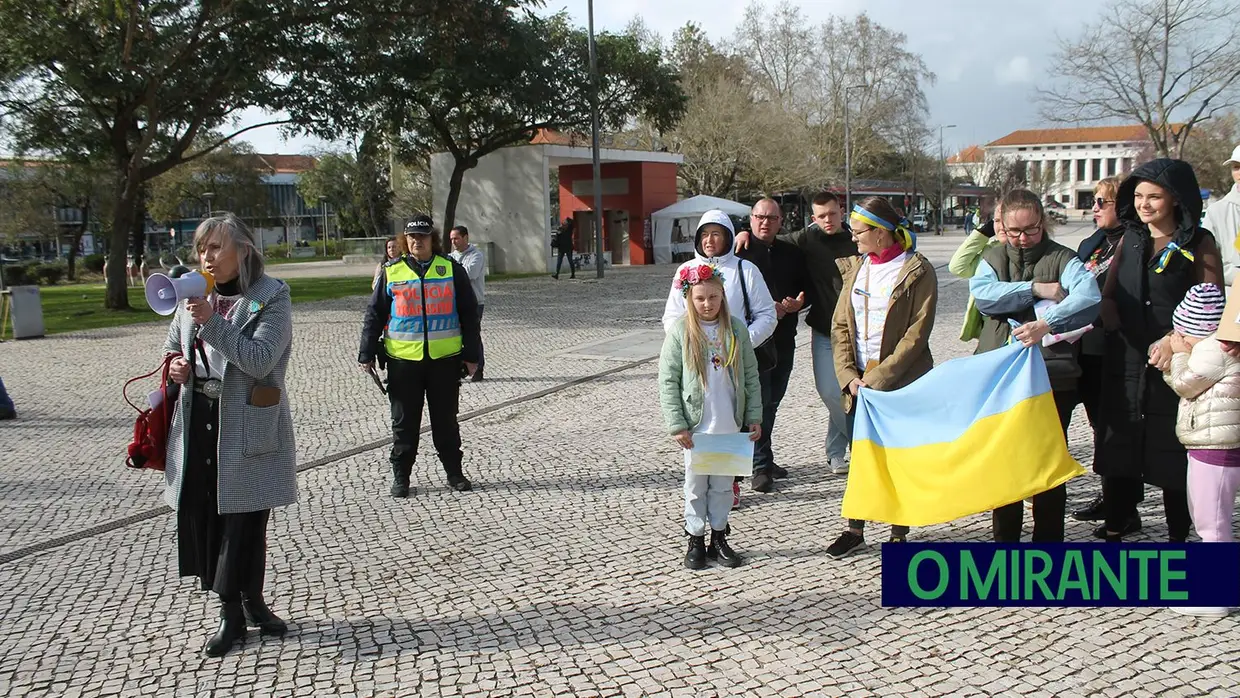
[383,256,463,361]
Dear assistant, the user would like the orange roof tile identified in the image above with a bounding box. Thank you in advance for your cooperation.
[985,125,1179,147]
[947,145,984,164]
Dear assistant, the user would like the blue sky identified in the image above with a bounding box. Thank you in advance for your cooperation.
[240,0,1102,157]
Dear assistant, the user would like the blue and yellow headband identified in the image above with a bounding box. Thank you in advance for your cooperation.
[849,205,917,251]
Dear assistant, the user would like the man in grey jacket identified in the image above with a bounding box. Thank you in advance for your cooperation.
[450,225,487,382]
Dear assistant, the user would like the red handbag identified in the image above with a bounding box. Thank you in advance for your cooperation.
[124,353,181,471]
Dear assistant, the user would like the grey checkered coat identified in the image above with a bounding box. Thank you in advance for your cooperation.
[161,274,298,514]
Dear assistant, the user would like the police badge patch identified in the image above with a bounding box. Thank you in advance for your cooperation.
[435,265,446,275]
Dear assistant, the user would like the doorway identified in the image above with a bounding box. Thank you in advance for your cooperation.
[607,210,629,265]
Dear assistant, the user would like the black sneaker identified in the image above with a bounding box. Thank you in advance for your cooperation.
[447,474,473,492]
[826,531,866,560]
[1072,495,1105,521]
[771,465,788,479]
[751,471,774,493]
[1092,514,1141,539]
[390,479,411,498]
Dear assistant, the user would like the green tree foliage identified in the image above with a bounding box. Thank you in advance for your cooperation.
[370,8,687,238]
[297,132,393,238]
[148,141,273,224]
[0,160,110,279]
[0,0,458,309]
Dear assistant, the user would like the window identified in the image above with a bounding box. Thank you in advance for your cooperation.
[1076,159,1087,181]
[1018,147,1027,152]
[1047,145,1057,150]
[1106,158,1117,177]
[1091,158,1102,181]
[1061,195,1070,203]
[1076,145,1086,149]
[1032,146,1042,151]
[1061,160,1071,180]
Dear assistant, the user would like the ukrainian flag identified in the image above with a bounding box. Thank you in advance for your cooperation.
[841,342,1085,527]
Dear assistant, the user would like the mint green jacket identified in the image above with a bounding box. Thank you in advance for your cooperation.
[658,317,762,435]
[948,230,1002,342]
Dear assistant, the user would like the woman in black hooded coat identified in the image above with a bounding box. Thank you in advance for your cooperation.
[1095,158,1223,542]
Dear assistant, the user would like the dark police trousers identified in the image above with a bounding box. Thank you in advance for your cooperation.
[992,390,1076,542]
[387,355,465,478]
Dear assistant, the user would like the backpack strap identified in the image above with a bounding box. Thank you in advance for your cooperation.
[737,260,754,324]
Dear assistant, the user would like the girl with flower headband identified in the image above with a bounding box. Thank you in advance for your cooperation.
[825,196,938,559]
[658,264,762,570]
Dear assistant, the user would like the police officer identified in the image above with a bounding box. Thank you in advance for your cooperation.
[358,215,482,497]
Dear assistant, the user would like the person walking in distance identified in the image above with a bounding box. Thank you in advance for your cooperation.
[372,237,401,290]
[553,217,576,280]
[449,225,486,383]
[359,215,482,497]
[735,192,858,475]
[658,265,762,570]
[736,198,809,492]
[969,189,1101,542]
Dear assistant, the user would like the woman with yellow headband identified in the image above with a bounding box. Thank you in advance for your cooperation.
[825,196,937,559]
[1094,158,1223,543]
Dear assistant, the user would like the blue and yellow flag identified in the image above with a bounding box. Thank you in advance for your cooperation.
[841,342,1085,527]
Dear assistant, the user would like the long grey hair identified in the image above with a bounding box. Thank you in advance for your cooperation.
[192,213,265,293]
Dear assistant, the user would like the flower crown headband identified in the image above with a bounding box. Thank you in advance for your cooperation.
[673,264,725,296]
[850,205,917,251]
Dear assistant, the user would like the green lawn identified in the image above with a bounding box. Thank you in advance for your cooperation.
[26,273,539,335]
[30,276,375,335]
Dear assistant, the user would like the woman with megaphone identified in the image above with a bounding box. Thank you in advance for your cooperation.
[158,213,298,658]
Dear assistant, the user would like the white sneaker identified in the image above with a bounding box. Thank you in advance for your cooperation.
[829,456,849,475]
[1170,606,1229,618]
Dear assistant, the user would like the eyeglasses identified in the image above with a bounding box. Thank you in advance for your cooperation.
[752,214,782,222]
[1005,222,1043,238]
[1093,198,1115,208]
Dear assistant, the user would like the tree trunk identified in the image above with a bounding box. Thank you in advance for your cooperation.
[67,220,87,281]
[442,160,467,250]
[105,185,139,309]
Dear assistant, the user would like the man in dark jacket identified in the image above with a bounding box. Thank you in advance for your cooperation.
[359,215,482,497]
[553,217,576,279]
[735,191,858,475]
[737,197,809,492]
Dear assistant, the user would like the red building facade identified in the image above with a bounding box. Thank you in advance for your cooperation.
[556,161,679,266]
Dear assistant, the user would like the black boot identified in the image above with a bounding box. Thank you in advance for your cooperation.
[390,464,411,498]
[446,471,473,492]
[242,594,287,636]
[709,528,743,568]
[1071,495,1105,521]
[684,534,706,570]
[204,600,247,657]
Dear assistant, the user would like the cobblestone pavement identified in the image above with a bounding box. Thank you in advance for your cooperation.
[3,228,1239,697]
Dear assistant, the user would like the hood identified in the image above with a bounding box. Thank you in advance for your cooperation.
[1225,183,1240,206]
[1117,158,1204,242]
[693,209,738,264]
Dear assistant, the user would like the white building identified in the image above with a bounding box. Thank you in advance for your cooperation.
[951,125,1160,211]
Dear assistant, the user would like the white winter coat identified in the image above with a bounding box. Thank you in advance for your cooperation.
[1203,184,1240,286]
[661,247,777,349]
[1164,335,1240,450]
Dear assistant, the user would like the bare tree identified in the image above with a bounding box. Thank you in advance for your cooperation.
[1039,0,1240,158]
[737,0,812,109]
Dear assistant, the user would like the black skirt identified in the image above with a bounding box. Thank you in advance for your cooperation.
[177,391,270,598]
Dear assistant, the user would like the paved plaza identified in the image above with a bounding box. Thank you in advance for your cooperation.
[2,225,1239,697]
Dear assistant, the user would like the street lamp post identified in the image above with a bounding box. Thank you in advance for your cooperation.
[202,192,215,219]
[588,0,604,279]
[938,124,957,236]
[843,83,866,215]
[321,199,329,257]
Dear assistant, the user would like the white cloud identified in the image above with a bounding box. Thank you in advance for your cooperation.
[995,56,1033,85]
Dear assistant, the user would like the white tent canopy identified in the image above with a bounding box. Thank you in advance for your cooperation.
[650,195,751,264]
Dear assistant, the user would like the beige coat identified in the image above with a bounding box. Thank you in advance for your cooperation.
[1164,335,1240,450]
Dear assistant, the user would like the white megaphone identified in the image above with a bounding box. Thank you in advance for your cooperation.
[144,269,216,315]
